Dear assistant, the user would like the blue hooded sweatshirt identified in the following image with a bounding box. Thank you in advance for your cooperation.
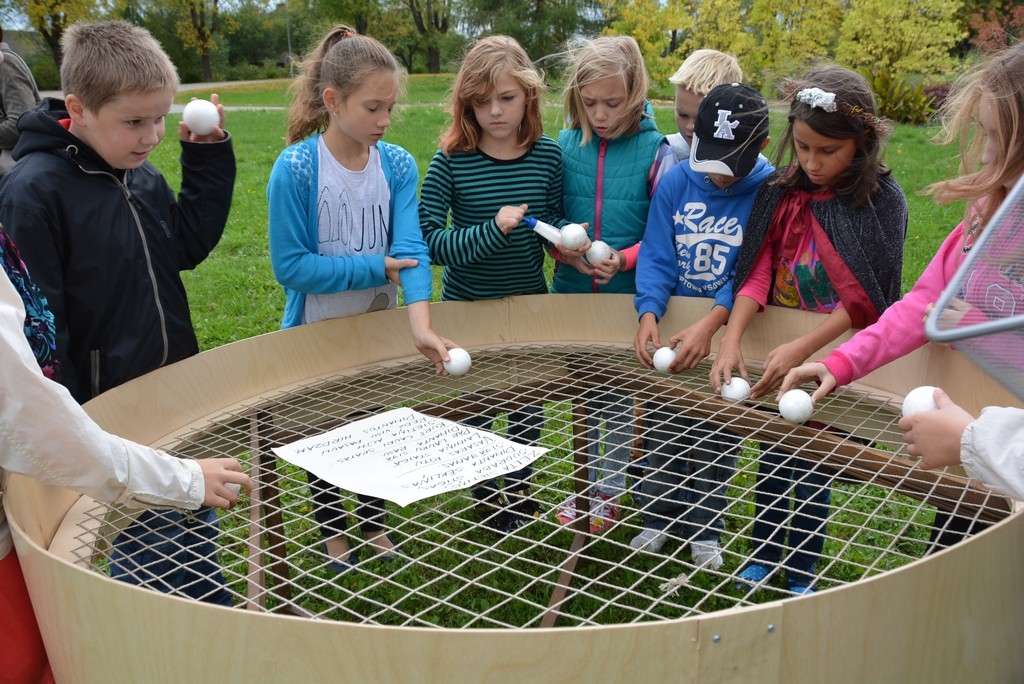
[634,155,775,320]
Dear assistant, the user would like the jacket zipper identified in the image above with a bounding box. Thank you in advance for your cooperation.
[119,181,170,368]
[593,139,607,293]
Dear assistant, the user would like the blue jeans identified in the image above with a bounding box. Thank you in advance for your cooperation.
[748,447,831,584]
[466,404,544,500]
[110,506,232,606]
[585,389,633,498]
[639,408,739,542]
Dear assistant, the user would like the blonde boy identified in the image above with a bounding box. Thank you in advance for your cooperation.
[666,49,743,161]
[0,20,237,604]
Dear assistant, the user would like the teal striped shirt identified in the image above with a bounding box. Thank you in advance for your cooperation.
[419,135,563,301]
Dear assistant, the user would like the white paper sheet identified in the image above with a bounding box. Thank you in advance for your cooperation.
[271,407,548,506]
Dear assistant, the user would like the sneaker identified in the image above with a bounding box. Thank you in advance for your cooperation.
[690,540,723,571]
[505,487,541,526]
[733,563,769,591]
[589,492,619,534]
[476,488,538,534]
[553,494,577,526]
[629,528,669,553]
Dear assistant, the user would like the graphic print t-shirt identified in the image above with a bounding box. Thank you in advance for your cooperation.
[303,140,396,324]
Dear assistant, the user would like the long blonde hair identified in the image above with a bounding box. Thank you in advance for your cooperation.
[561,35,651,145]
[285,25,403,145]
[926,41,1024,232]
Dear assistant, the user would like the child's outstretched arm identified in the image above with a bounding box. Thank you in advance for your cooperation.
[778,362,838,403]
[751,307,853,398]
[405,300,459,374]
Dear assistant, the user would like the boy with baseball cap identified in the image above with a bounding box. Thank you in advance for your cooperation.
[629,82,773,567]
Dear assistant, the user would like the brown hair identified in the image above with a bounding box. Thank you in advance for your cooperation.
[285,25,403,145]
[561,35,651,145]
[773,65,891,208]
[60,21,179,111]
[438,35,545,155]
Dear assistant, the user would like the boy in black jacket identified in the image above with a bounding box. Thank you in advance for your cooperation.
[0,20,237,605]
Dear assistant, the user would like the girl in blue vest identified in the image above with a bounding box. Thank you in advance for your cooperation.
[551,35,673,534]
[268,25,458,573]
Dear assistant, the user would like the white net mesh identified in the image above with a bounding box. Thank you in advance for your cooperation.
[63,344,1010,627]
[926,174,1024,401]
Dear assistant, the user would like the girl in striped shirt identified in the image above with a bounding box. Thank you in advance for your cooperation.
[419,35,565,532]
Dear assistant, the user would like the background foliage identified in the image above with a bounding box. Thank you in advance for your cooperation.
[0,0,1020,106]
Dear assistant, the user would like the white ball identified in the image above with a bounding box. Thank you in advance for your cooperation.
[902,385,939,417]
[779,389,814,424]
[585,240,612,264]
[559,223,589,250]
[652,346,676,373]
[443,347,472,376]
[182,99,220,135]
[720,377,751,402]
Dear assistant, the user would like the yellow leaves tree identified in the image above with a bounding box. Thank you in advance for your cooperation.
[748,0,844,90]
[605,0,693,87]
[20,0,95,68]
[837,0,965,76]
[676,0,753,62]
[171,0,233,82]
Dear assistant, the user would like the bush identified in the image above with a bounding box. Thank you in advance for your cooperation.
[923,82,951,116]
[863,68,936,125]
[27,55,59,91]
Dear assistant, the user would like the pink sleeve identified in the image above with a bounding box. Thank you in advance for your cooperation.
[821,223,968,388]
[736,243,775,308]
[621,243,641,271]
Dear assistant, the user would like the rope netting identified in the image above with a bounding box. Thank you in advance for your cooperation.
[64,344,1011,628]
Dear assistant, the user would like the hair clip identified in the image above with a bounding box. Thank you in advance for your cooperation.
[796,87,837,112]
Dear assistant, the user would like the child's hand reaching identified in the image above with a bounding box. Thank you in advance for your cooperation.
[750,340,809,398]
[199,458,253,509]
[899,388,975,469]
[778,362,836,403]
[633,313,663,369]
[709,338,747,393]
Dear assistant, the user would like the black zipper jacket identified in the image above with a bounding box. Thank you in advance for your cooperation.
[0,97,236,402]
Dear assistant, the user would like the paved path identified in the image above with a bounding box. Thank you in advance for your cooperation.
[39,80,282,113]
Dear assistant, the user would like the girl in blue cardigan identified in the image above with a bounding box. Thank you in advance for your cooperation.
[268,25,457,573]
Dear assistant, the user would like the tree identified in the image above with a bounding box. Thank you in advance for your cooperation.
[12,0,95,69]
[404,0,451,73]
[747,0,843,90]
[969,0,1024,52]
[171,0,232,82]
[836,0,965,76]
[460,0,605,63]
[605,0,693,87]
[676,0,753,60]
